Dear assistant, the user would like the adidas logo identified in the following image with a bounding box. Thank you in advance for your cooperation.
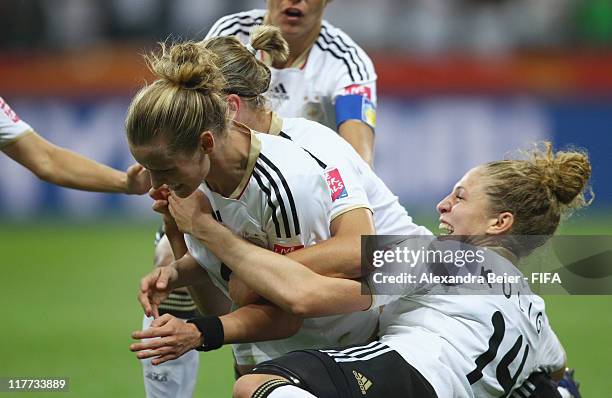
[269,83,290,101]
[352,370,373,395]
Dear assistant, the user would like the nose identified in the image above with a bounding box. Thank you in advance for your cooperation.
[436,195,451,215]
[150,173,165,190]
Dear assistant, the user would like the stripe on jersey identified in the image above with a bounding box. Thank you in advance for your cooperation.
[319,25,370,81]
[258,154,301,235]
[279,131,292,140]
[321,25,371,80]
[320,342,393,363]
[314,40,356,81]
[208,14,264,38]
[253,170,282,238]
[254,162,293,238]
[302,148,327,169]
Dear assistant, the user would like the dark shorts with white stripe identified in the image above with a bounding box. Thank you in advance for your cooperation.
[250,342,437,398]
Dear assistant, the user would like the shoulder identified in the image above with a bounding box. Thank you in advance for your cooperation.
[311,20,376,83]
[205,9,266,39]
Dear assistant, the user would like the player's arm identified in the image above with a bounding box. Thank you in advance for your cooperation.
[2,131,150,194]
[338,120,374,166]
[286,207,374,279]
[334,80,377,167]
[187,209,371,317]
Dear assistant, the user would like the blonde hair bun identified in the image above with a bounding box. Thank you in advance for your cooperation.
[250,25,289,63]
[147,41,225,93]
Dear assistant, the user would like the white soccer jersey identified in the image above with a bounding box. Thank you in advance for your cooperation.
[185,131,378,365]
[205,10,377,131]
[367,240,566,398]
[0,97,33,148]
[271,114,431,237]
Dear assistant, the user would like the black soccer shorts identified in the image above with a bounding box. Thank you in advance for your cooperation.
[250,342,438,398]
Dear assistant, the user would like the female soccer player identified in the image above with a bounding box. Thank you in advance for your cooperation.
[0,96,150,194]
[137,25,427,398]
[138,142,590,397]
[205,0,377,165]
[126,37,382,378]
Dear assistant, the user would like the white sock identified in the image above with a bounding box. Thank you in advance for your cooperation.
[267,385,317,398]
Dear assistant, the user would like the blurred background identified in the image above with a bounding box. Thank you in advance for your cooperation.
[1,0,610,396]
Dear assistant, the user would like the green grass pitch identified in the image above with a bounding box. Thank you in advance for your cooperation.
[0,214,610,397]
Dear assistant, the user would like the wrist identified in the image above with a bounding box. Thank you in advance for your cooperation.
[186,316,224,351]
[192,212,216,240]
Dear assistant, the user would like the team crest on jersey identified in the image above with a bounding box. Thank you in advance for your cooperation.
[0,97,20,123]
[325,167,348,201]
[273,244,304,254]
[342,84,372,101]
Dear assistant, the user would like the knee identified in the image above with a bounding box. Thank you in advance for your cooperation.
[233,374,285,398]
[233,374,261,398]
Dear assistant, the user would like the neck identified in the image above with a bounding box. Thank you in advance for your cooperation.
[205,122,251,197]
[274,22,321,68]
[244,110,273,134]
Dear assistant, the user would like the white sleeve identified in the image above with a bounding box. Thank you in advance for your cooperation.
[263,169,332,254]
[536,317,566,374]
[0,97,33,148]
[324,160,372,222]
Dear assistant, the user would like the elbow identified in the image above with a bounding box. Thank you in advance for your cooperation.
[286,289,320,318]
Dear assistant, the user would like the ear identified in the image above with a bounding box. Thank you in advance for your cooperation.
[199,131,215,155]
[226,94,241,119]
[486,212,514,235]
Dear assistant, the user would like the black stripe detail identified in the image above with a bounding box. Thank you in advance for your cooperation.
[255,162,292,238]
[215,210,223,222]
[318,30,364,81]
[320,25,370,81]
[303,148,327,169]
[258,154,300,236]
[279,131,292,140]
[209,14,263,37]
[217,19,264,37]
[253,170,282,238]
[220,263,232,282]
[314,41,355,81]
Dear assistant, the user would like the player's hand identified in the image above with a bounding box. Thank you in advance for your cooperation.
[149,185,178,232]
[125,163,151,195]
[130,314,203,365]
[168,190,214,235]
[228,274,261,307]
[138,266,179,318]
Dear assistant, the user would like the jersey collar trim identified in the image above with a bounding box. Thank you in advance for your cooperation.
[228,126,261,200]
[268,112,283,136]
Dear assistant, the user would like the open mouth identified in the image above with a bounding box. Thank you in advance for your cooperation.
[439,221,454,235]
[284,8,304,18]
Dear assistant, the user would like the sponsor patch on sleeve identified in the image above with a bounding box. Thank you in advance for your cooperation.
[0,97,21,123]
[341,84,372,100]
[325,167,348,202]
[273,244,304,254]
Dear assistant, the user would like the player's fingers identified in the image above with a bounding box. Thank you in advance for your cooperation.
[127,163,143,176]
[151,313,173,328]
[156,269,169,289]
[152,353,178,366]
[132,325,174,340]
[136,346,174,360]
[138,292,153,317]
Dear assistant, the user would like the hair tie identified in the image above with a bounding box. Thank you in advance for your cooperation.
[245,43,257,56]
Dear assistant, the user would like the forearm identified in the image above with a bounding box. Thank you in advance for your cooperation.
[45,145,128,193]
[192,214,370,316]
[287,235,363,278]
[338,120,374,167]
[220,303,303,344]
[170,254,211,290]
